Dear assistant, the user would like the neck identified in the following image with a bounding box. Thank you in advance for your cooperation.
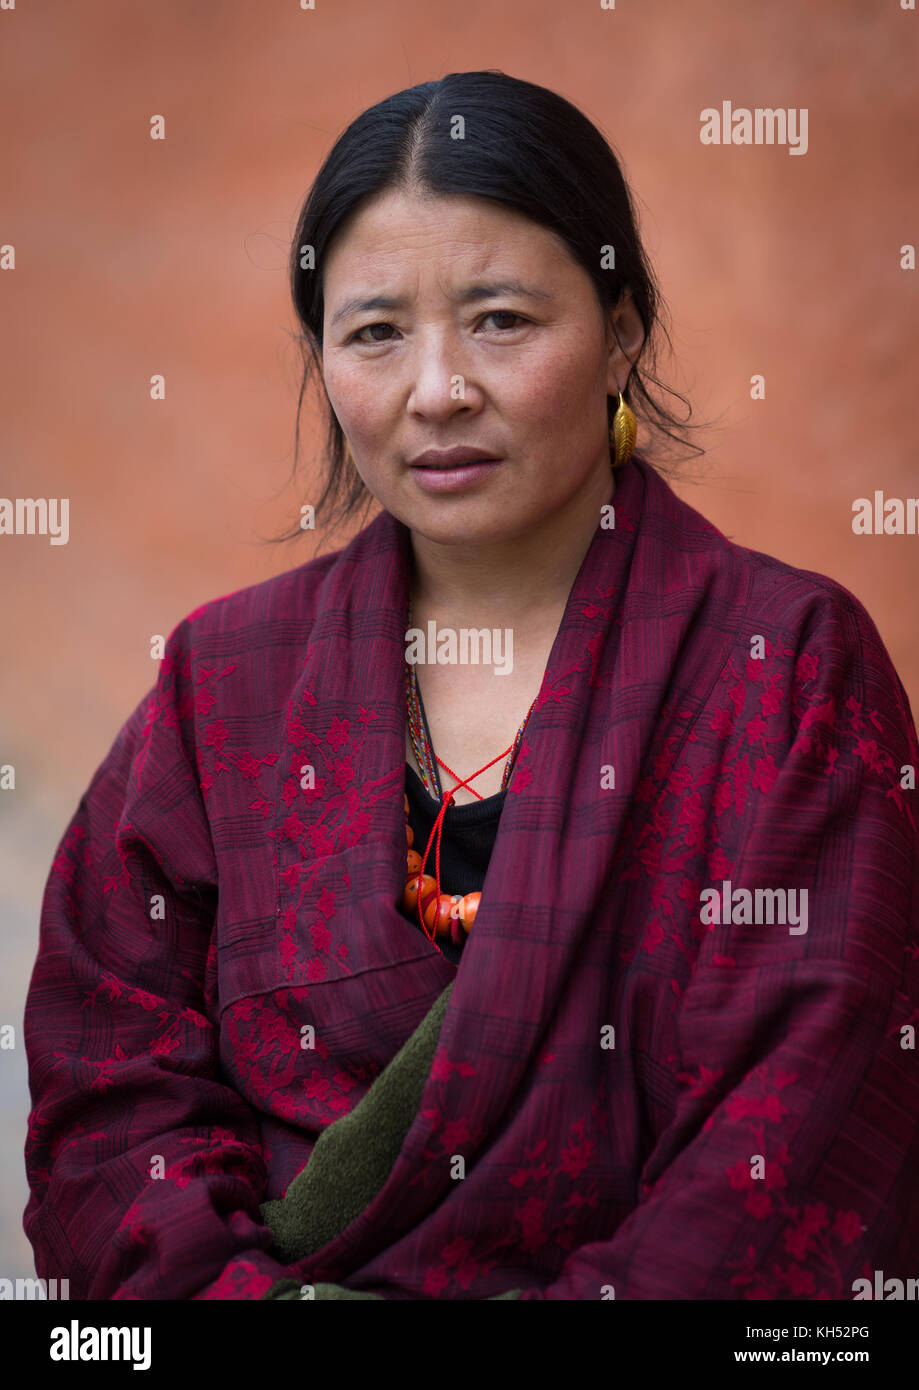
[408,462,616,624]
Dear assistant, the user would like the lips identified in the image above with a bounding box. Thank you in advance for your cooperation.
[409,447,502,469]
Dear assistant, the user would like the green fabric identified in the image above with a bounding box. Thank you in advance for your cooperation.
[264,1280,520,1302]
[260,980,521,1301]
[261,982,455,1264]
[266,1280,385,1301]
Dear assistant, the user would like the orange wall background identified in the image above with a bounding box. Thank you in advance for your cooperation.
[1,0,917,1282]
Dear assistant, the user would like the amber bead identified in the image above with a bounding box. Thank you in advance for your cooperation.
[403,872,437,914]
[401,800,481,947]
[422,892,457,938]
[458,892,481,928]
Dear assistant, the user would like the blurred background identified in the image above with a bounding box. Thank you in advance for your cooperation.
[1,0,917,1287]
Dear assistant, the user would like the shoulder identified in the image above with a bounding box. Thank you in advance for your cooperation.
[729,541,904,704]
[637,461,915,751]
[142,511,404,749]
[644,460,897,672]
[740,543,880,651]
[713,534,908,731]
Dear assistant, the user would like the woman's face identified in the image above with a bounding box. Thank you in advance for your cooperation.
[320,187,643,546]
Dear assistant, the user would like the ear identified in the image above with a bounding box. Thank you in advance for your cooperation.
[604,288,646,396]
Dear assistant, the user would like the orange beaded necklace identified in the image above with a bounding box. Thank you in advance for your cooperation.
[402,609,540,949]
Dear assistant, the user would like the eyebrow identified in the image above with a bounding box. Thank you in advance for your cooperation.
[329,280,553,328]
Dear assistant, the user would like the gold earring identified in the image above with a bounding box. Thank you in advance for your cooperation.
[612,390,637,469]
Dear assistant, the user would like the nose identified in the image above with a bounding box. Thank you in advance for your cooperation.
[405,330,483,420]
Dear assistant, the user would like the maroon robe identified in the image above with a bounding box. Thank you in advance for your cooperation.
[23,453,919,1299]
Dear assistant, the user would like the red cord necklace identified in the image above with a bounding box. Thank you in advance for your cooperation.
[401,615,539,947]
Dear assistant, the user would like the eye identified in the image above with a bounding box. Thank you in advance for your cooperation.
[479,311,526,331]
[350,322,397,344]
[347,310,528,344]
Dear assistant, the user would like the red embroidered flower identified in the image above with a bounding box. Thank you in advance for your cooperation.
[559,1138,595,1180]
[302,1070,330,1101]
[423,1265,450,1297]
[752,755,778,794]
[325,716,350,751]
[310,921,332,954]
[204,720,229,752]
[745,1191,772,1220]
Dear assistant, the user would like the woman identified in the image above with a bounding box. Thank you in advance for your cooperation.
[23,71,919,1301]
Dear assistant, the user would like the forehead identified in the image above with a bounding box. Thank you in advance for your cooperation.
[323,188,573,283]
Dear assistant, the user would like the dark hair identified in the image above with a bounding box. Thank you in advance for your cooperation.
[274,69,706,543]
